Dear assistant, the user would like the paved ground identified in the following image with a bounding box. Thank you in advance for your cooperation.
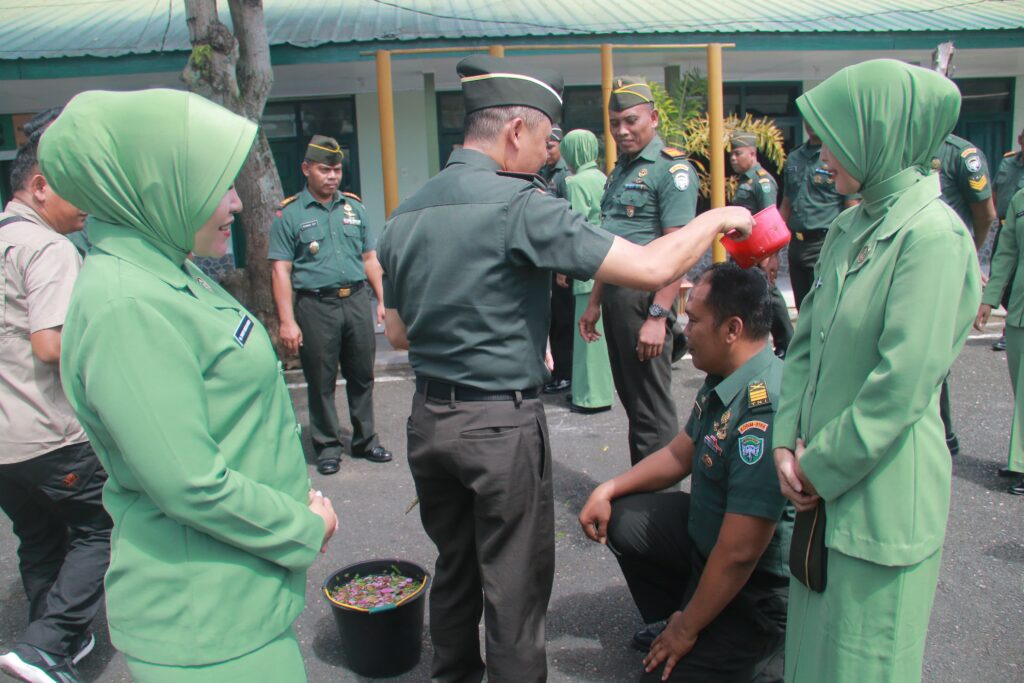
[2,318,1022,682]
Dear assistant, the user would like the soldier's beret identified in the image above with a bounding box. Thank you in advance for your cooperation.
[609,76,654,112]
[457,55,563,123]
[730,131,758,149]
[305,135,344,165]
[549,125,563,142]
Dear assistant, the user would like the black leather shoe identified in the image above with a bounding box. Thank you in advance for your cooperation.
[992,335,1007,351]
[998,467,1018,478]
[316,457,341,475]
[352,445,392,463]
[570,403,612,415]
[630,620,667,653]
[544,379,571,394]
[1009,476,1024,495]
[946,434,960,456]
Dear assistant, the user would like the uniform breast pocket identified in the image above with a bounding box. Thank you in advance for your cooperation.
[298,224,326,257]
[341,220,363,240]
[698,438,727,482]
[618,189,651,216]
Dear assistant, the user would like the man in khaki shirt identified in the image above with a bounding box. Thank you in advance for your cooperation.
[0,122,112,683]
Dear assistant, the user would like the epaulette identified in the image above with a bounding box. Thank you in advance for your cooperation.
[960,147,978,158]
[342,191,362,203]
[497,170,546,190]
[756,168,769,177]
[661,147,686,159]
[1005,150,1017,158]
[278,194,299,209]
[747,380,771,408]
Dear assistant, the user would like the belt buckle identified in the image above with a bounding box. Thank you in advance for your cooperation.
[337,287,352,298]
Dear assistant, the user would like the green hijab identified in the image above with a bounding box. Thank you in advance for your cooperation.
[38,89,256,265]
[796,59,960,200]
[560,129,600,173]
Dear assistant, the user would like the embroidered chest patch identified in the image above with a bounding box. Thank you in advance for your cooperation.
[233,315,254,348]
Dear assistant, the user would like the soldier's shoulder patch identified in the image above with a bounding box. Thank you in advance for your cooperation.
[1005,150,1017,158]
[968,176,988,192]
[341,191,362,203]
[278,194,299,210]
[738,420,769,434]
[747,380,770,408]
[960,147,978,158]
[661,147,685,159]
[669,163,689,174]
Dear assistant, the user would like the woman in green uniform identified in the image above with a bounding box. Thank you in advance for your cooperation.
[771,60,981,681]
[38,89,337,681]
[561,129,615,413]
[977,186,1024,494]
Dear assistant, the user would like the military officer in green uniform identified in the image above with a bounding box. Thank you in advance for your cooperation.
[990,127,1024,352]
[269,136,391,475]
[580,77,699,465]
[728,131,792,357]
[378,56,753,683]
[934,133,998,454]
[781,123,859,309]
[537,125,569,199]
[995,127,1024,222]
[580,263,792,681]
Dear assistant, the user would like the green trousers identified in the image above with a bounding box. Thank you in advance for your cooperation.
[785,548,941,683]
[572,289,613,409]
[601,285,678,465]
[124,628,305,682]
[1003,326,1024,473]
[294,287,378,461]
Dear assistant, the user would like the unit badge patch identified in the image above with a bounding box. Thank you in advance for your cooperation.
[965,155,982,173]
[674,172,690,191]
[738,420,768,434]
[738,435,765,465]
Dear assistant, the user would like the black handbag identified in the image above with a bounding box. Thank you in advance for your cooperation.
[789,501,828,592]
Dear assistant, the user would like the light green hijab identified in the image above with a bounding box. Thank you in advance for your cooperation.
[38,89,257,265]
[560,128,599,173]
[796,59,960,202]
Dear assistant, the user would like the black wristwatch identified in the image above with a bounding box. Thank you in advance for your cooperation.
[648,303,669,319]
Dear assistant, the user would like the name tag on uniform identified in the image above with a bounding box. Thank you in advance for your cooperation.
[342,217,362,225]
[300,220,318,230]
[233,315,254,347]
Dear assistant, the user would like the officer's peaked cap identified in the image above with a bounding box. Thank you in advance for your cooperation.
[457,55,563,123]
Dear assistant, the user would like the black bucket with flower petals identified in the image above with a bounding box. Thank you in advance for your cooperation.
[323,558,431,677]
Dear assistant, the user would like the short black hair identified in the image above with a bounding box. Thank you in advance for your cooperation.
[9,141,38,193]
[463,105,548,143]
[697,262,772,339]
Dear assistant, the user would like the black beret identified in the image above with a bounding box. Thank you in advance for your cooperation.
[457,55,563,123]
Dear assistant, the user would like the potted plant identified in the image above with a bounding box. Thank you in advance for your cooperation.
[323,558,431,678]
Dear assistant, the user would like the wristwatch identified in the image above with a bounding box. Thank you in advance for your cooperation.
[648,303,669,319]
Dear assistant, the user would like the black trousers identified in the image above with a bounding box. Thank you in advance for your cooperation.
[294,287,379,460]
[607,492,787,683]
[406,390,554,683]
[602,285,679,465]
[0,442,112,656]
[769,284,793,357]
[549,275,575,383]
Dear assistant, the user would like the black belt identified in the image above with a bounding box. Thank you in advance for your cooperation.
[296,281,365,299]
[794,230,828,242]
[416,377,540,402]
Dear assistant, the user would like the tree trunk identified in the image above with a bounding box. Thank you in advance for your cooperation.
[181,0,283,342]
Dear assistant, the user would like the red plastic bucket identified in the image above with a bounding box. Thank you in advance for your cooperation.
[721,204,792,269]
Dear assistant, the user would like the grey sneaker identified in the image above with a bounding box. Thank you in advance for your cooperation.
[630,620,667,652]
[0,643,82,683]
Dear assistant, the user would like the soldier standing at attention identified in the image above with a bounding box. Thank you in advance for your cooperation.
[728,131,792,357]
[269,136,391,475]
[580,77,699,465]
[377,55,753,683]
[781,123,860,310]
[934,133,998,455]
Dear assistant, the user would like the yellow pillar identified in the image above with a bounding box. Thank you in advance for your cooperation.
[489,45,505,58]
[601,44,616,173]
[376,50,399,218]
[706,43,726,263]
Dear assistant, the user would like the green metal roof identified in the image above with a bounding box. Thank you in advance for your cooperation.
[1,0,1022,61]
